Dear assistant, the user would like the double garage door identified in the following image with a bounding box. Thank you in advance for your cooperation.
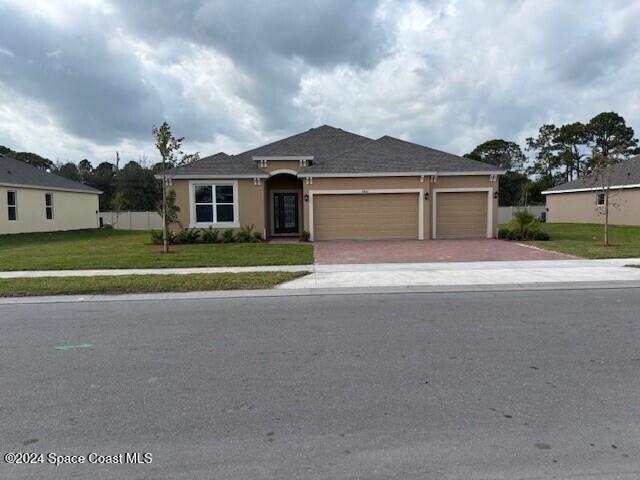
[312,191,489,240]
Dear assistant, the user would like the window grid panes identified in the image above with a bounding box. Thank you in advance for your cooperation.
[194,184,235,223]
[7,190,17,221]
[45,193,54,220]
[596,193,605,206]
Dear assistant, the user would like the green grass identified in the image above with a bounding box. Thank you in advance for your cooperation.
[517,223,640,259]
[0,272,307,297]
[0,229,314,271]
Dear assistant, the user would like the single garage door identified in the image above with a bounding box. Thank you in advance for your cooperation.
[313,193,419,240]
[435,191,488,239]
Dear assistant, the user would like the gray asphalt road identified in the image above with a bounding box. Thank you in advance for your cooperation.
[2,288,640,479]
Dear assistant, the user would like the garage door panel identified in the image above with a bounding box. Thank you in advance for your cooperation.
[314,193,419,240]
[436,191,488,239]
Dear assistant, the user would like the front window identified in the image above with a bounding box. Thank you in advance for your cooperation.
[596,192,605,206]
[193,183,236,224]
[7,190,17,221]
[45,193,54,220]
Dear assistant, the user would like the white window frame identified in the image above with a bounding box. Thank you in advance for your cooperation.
[308,189,424,241]
[45,192,54,220]
[431,187,494,239]
[7,190,17,221]
[596,192,606,206]
[188,180,239,228]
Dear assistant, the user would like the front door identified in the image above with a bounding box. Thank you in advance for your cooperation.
[273,192,299,235]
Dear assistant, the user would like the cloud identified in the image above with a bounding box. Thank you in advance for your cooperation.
[0,0,638,165]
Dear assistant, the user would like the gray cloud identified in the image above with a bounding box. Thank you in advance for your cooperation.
[0,0,638,165]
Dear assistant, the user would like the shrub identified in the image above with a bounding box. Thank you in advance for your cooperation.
[175,228,199,244]
[150,229,176,245]
[222,229,235,243]
[253,232,263,242]
[301,230,311,242]
[497,227,510,239]
[532,231,550,241]
[150,229,163,245]
[101,224,114,230]
[201,227,220,243]
[507,229,522,241]
[512,210,540,240]
[236,224,260,243]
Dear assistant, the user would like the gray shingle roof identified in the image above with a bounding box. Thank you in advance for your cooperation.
[544,155,640,193]
[300,135,503,175]
[0,155,101,193]
[164,152,263,177]
[165,125,503,178]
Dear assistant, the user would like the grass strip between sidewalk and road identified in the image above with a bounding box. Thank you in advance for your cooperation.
[0,272,308,297]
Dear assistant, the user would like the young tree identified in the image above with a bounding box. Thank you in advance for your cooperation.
[586,112,638,246]
[153,121,198,253]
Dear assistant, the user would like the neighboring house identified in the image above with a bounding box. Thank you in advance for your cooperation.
[543,155,640,225]
[0,155,101,235]
[164,125,504,241]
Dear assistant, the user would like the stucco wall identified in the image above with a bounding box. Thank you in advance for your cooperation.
[546,188,640,225]
[0,186,99,235]
[170,179,266,236]
[303,175,499,239]
[170,174,499,240]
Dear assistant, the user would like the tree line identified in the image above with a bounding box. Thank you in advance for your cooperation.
[464,111,638,205]
[1,111,637,211]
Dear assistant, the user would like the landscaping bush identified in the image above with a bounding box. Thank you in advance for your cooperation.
[532,231,550,241]
[507,229,522,241]
[253,232,262,242]
[201,227,220,243]
[175,228,200,244]
[222,229,236,243]
[101,224,114,230]
[236,224,260,243]
[150,229,176,245]
[301,230,311,242]
[511,210,541,240]
[497,227,510,239]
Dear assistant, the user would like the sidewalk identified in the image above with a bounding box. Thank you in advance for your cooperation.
[0,265,313,278]
[278,258,640,289]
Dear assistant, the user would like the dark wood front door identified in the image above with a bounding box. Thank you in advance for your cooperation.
[273,192,299,234]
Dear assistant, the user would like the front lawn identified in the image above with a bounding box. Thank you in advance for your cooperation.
[0,229,314,271]
[521,223,640,259]
[0,272,307,297]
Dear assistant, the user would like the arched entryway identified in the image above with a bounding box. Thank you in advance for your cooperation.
[265,172,303,238]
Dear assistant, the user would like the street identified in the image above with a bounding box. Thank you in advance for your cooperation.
[2,287,640,479]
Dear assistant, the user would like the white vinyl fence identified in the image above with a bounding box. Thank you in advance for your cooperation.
[99,211,162,230]
[498,206,547,224]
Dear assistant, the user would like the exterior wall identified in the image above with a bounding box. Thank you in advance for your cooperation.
[260,160,304,174]
[546,189,640,225]
[170,179,267,236]
[304,175,498,239]
[0,185,99,235]
[170,174,499,240]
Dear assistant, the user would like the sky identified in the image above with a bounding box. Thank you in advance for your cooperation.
[0,0,638,166]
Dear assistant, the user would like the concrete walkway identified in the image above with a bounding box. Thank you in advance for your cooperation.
[0,264,313,278]
[278,258,640,289]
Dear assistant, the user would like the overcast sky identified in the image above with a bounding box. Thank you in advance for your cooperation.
[0,0,638,165]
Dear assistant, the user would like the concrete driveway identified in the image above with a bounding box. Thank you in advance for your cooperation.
[313,239,572,264]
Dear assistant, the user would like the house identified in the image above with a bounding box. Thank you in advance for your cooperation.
[542,155,640,225]
[0,155,101,235]
[164,125,505,241]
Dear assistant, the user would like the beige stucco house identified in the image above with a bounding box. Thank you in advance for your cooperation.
[543,155,640,225]
[0,155,101,235]
[164,126,505,241]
